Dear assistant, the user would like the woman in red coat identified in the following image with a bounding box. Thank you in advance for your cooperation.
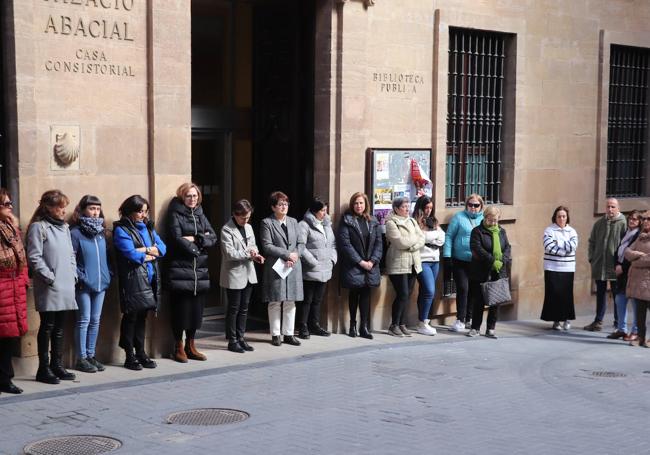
[0,188,28,394]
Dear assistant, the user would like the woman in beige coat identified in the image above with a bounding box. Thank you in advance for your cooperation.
[385,197,425,337]
[624,211,650,348]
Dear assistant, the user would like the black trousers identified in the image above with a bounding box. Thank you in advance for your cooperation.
[349,287,371,325]
[389,273,417,326]
[171,292,206,341]
[37,311,66,357]
[636,299,650,340]
[119,310,148,354]
[298,281,327,329]
[469,280,498,331]
[452,259,473,322]
[0,338,15,384]
[225,283,254,341]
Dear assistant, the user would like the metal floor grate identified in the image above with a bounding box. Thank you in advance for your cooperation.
[24,435,122,455]
[591,371,627,378]
[166,408,250,426]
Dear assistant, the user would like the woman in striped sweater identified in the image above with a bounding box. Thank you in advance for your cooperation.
[540,206,578,330]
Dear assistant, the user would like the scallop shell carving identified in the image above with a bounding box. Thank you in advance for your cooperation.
[52,132,80,168]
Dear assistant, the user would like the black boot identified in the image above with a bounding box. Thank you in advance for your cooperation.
[36,351,60,384]
[238,338,254,352]
[348,320,358,338]
[124,351,143,370]
[359,324,374,340]
[228,339,245,353]
[309,323,331,337]
[50,327,75,381]
[298,324,310,340]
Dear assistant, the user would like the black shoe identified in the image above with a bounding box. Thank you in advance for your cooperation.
[75,358,98,373]
[238,339,254,352]
[298,326,311,340]
[271,336,282,346]
[124,357,143,371]
[88,357,105,372]
[136,354,157,369]
[348,320,358,338]
[51,364,76,381]
[309,325,331,337]
[228,341,245,353]
[359,325,374,340]
[36,366,60,384]
[0,382,23,394]
[283,335,301,346]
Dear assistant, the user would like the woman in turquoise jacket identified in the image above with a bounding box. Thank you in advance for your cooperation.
[442,193,484,332]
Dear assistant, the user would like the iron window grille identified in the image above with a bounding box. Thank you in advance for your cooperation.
[606,44,649,198]
[446,28,508,207]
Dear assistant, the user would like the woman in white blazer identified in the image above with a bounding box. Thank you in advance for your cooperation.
[220,199,265,353]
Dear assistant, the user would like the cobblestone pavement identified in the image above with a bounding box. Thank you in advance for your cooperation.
[1,321,649,455]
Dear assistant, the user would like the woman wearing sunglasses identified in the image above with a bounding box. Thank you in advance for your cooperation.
[442,193,484,332]
[624,211,650,348]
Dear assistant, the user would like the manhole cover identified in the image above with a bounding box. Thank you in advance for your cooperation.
[166,408,249,426]
[591,371,626,378]
[24,435,121,455]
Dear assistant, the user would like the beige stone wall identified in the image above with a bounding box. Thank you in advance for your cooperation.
[8,0,191,362]
[316,0,650,331]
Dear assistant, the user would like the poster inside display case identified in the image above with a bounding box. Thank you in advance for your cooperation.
[367,148,432,226]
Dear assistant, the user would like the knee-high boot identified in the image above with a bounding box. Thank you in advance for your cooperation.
[50,327,76,381]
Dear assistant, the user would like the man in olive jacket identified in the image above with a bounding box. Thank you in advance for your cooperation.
[584,198,626,331]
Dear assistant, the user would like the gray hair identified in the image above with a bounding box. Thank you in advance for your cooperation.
[392,197,409,211]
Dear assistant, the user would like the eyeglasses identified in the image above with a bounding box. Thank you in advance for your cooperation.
[467,203,481,208]
[641,217,650,222]
[276,202,289,207]
[0,201,12,208]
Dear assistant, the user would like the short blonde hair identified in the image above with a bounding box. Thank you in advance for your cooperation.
[483,205,501,219]
[176,182,202,205]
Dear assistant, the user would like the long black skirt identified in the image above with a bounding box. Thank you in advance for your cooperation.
[540,270,575,321]
[170,291,206,332]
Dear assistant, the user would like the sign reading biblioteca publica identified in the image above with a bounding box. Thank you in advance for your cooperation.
[42,0,137,78]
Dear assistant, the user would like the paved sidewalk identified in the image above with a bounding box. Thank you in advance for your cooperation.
[2,317,649,455]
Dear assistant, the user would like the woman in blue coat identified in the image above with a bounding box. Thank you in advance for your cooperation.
[338,192,382,339]
[70,195,112,374]
[113,195,166,371]
[442,193,484,332]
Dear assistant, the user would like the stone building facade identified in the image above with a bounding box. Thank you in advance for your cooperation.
[1,0,649,367]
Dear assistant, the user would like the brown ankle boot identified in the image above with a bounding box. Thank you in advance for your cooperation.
[174,341,188,363]
[185,339,207,361]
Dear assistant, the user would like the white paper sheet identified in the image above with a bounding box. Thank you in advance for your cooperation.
[272,258,293,280]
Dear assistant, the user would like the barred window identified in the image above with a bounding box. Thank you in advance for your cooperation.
[606,44,649,198]
[446,28,511,207]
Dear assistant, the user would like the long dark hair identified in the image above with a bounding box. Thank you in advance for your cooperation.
[119,194,150,223]
[412,195,438,229]
[29,189,70,225]
[70,194,106,227]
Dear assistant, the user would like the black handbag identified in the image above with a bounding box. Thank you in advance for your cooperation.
[480,277,511,307]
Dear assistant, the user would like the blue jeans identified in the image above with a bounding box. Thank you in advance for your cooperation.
[615,292,637,333]
[75,290,106,358]
[417,262,440,321]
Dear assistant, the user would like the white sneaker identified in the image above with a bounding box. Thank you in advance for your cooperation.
[485,329,498,339]
[467,328,479,337]
[449,319,465,332]
[417,320,437,336]
[563,321,571,330]
[552,321,561,330]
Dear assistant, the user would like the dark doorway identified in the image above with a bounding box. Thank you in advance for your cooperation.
[191,0,315,327]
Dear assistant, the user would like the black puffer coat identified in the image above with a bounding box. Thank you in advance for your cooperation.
[338,213,383,289]
[468,222,511,283]
[165,198,217,295]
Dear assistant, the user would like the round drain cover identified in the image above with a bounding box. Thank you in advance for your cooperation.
[166,408,249,426]
[24,435,121,455]
[592,371,626,378]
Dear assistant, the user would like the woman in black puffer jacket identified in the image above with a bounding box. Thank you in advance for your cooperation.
[165,183,217,362]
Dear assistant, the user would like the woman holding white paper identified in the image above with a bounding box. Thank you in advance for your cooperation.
[260,191,305,347]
